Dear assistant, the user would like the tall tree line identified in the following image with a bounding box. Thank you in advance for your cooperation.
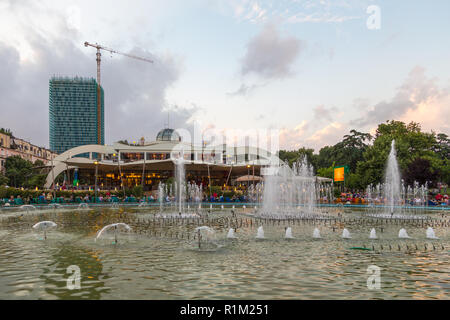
[278,120,450,190]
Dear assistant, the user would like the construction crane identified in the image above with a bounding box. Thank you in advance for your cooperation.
[84,41,154,144]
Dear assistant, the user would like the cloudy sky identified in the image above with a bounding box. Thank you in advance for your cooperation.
[1,0,449,151]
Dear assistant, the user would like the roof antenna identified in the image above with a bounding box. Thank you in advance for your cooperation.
[164,111,170,129]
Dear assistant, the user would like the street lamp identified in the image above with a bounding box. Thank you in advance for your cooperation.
[247,164,250,188]
[94,161,99,203]
[114,153,126,199]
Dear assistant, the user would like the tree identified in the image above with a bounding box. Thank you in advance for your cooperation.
[433,133,450,160]
[278,148,318,171]
[432,133,450,184]
[131,185,143,198]
[317,166,333,179]
[346,173,365,191]
[4,156,33,187]
[0,128,12,136]
[403,158,439,187]
[0,174,8,186]
[33,159,45,167]
[316,129,371,173]
[277,120,448,190]
[315,145,334,169]
[25,174,47,189]
[356,120,437,186]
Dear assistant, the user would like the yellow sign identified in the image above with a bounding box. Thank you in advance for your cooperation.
[334,167,345,182]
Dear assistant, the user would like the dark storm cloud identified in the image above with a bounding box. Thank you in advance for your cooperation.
[241,23,303,79]
[351,66,442,127]
[0,32,194,148]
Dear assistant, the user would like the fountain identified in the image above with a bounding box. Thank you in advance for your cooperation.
[384,140,401,215]
[366,139,431,218]
[155,160,205,218]
[227,228,237,239]
[174,157,186,215]
[96,223,131,244]
[32,221,57,240]
[194,226,216,249]
[20,205,36,211]
[398,228,411,239]
[285,227,294,239]
[158,182,164,214]
[426,227,438,239]
[313,228,321,238]
[256,226,265,239]
[369,228,377,239]
[342,228,351,239]
[260,157,332,218]
[78,203,89,209]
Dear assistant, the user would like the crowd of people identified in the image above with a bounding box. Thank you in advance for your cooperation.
[1,189,449,206]
[332,192,449,206]
[1,191,257,206]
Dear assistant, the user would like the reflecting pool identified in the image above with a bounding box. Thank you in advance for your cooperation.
[0,206,448,299]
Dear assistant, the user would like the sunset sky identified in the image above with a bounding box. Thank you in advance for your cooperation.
[1,0,449,151]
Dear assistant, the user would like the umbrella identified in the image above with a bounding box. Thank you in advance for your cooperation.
[235,175,263,182]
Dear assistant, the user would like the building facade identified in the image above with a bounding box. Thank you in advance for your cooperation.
[44,128,276,190]
[49,76,104,155]
[0,131,57,173]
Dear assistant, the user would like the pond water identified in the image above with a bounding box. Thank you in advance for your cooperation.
[0,206,448,299]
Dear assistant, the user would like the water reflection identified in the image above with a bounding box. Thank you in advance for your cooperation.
[40,245,110,299]
[0,207,448,299]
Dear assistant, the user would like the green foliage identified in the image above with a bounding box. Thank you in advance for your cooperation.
[316,129,372,173]
[2,156,59,189]
[356,121,438,186]
[0,128,13,136]
[431,133,450,184]
[433,133,450,159]
[403,158,438,187]
[33,159,45,167]
[279,120,448,191]
[0,174,8,186]
[165,177,175,186]
[0,187,125,203]
[0,186,39,199]
[222,191,236,198]
[4,156,33,187]
[131,185,143,198]
[205,186,223,196]
[279,148,317,169]
[317,166,333,179]
[438,158,450,185]
[25,174,47,189]
[345,173,364,191]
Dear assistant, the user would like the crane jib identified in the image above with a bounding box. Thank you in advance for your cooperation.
[83,41,154,145]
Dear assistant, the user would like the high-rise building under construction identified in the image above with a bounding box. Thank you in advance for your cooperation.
[49,76,104,155]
